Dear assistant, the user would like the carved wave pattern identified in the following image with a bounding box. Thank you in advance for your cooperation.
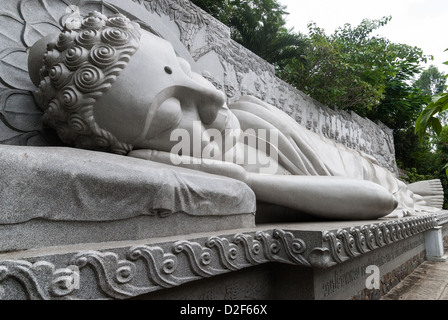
[435,212,448,226]
[0,214,444,299]
[0,260,80,299]
[310,215,438,268]
[0,229,309,300]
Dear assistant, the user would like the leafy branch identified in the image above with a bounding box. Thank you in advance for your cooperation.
[415,49,448,139]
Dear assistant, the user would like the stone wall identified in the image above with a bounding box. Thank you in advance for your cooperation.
[0,0,397,174]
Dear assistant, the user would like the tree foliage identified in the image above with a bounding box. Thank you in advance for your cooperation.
[384,62,445,177]
[189,0,227,18]
[278,17,430,127]
[434,126,448,207]
[277,16,436,172]
[190,0,305,65]
[415,51,448,140]
[415,65,447,96]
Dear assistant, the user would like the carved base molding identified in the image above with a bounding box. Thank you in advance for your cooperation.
[0,213,445,300]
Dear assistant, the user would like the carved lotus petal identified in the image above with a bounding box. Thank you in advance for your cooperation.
[0,14,25,49]
[0,89,43,133]
[24,22,62,48]
[0,49,35,91]
[19,0,65,25]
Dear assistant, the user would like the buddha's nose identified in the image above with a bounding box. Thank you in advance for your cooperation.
[181,77,226,125]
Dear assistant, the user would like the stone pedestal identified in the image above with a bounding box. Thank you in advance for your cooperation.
[425,227,447,261]
[0,213,444,300]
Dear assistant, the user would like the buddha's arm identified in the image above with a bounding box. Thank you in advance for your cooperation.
[129,149,398,220]
[129,149,249,182]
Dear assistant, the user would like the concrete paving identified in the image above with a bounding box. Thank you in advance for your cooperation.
[381,257,448,300]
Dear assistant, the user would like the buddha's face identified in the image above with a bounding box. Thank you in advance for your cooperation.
[93,30,238,157]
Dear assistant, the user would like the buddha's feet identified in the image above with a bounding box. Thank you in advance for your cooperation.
[407,179,444,210]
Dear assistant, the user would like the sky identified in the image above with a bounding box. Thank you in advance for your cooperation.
[277,0,448,75]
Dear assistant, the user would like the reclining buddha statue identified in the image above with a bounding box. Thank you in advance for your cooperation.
[27,11,444,221]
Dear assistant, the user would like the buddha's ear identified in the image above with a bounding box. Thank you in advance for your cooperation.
[28,33,59,87]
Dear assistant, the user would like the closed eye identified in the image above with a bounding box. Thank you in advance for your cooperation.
[177,57,193,78]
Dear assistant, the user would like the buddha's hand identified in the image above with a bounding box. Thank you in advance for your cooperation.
[128,149,249,183]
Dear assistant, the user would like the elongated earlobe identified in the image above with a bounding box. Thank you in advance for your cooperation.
[28,33,60,87]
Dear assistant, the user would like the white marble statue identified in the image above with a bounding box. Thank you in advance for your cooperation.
[28,11,443,221]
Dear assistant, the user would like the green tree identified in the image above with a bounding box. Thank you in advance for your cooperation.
[415,51,448,140]
[189,0,231,24]
[278,22,369,110]
[279,17,429,122]
[414,51,448,190]
[415,65,448,126]
[370,60,437,176]
[434,126,448,208]
[190,0,305,66]
[366,43,430,128]
[277,18,432,173]
[414,65,446,96]
[395,128,437,174]
[228,0,304,65]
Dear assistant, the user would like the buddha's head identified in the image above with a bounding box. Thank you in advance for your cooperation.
[29,11,229,156]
